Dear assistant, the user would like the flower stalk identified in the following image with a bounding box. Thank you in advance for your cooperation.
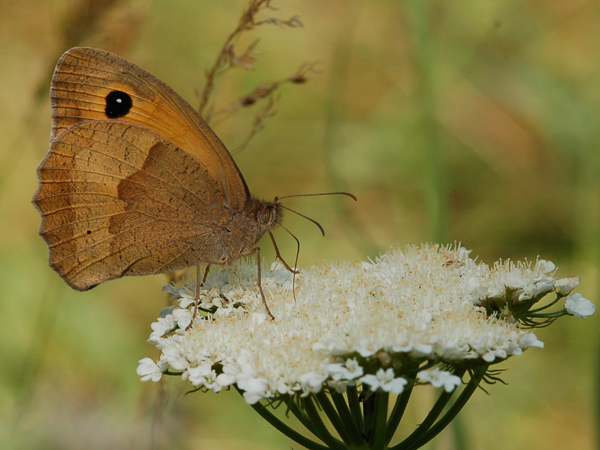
[234,365,483,449]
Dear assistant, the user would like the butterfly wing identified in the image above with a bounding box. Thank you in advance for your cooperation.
[49,46,249,211]
[34,120,235,290]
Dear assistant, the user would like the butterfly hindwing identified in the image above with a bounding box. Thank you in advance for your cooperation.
[34,120,230,290]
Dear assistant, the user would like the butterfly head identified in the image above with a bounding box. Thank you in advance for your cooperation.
[260,199,283,229]
[247,197,283,234]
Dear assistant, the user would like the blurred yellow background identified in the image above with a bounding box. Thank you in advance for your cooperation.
[1,0,598,449]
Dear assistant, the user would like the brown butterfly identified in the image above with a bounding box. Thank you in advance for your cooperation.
[32,47,355,319]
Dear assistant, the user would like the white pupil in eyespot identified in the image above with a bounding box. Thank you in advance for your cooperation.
[116,98,122,103]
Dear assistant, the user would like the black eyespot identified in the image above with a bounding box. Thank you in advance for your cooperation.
[87,230,92,235]
[105,90,132,118]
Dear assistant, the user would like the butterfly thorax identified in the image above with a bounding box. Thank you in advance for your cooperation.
[217,197,282,262]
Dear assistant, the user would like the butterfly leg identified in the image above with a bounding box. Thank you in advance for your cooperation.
[187,262,211,330]
[253,247,275,320]
[268,231,299,274]
[268,230,300,302]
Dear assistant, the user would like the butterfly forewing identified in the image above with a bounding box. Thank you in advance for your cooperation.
[50,47,249,210]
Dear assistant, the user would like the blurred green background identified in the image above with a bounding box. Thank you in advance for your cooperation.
[1,0,598,449]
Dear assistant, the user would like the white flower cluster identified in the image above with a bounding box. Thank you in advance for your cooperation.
[463,258,578,305]
[138,244,592,404]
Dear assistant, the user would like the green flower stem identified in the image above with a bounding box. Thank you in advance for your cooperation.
[346,385,364,433]
[528,294,563,313]
[286,396,321,437]
[393,392,453,450]
[528,311,564,318]
[330,390,366,445]
[316,391,359,445]
[303,395,346,450]
[520,318,557,328]
[363,392,376,440]
[391,368,467,450]
[370,391,389,450]
[237,390,328,450]
[407,367,486,449]
[385,381,414,445]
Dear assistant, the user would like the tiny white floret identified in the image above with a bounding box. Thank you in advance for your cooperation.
[137,358,163,382]
[565,293,595,319]
[360,368,407,394]
[555,276,580,296]
[417,368,462,392]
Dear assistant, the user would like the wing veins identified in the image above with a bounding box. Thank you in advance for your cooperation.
[53,130,212,208]
[60,226,211,277]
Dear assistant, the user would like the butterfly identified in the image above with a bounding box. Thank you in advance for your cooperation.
[32,47,355,319]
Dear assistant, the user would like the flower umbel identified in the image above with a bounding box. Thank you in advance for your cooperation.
[139,244,592,449]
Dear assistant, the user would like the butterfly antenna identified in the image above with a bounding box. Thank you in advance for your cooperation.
[277,192,356,236]
[280,205,326,236]
[276,191,357,201]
